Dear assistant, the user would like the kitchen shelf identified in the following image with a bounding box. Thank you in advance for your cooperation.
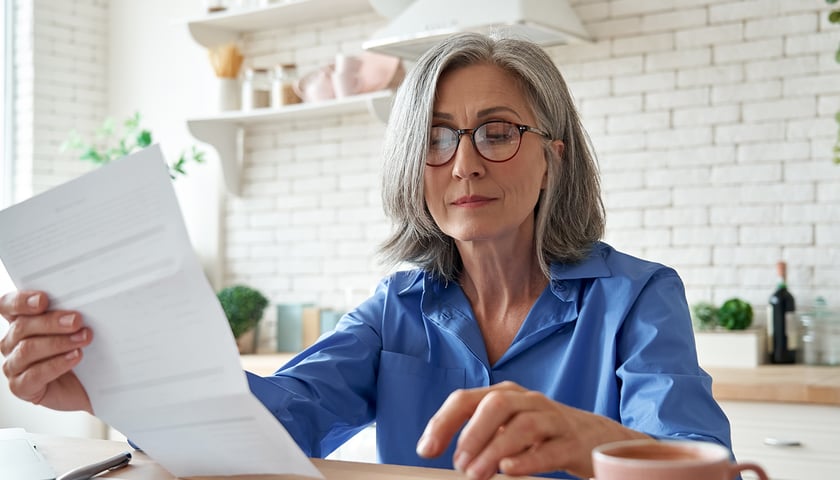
[186,0,373,48]
[187,89,394,195]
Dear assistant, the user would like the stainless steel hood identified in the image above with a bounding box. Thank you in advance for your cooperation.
[363,0,591,59]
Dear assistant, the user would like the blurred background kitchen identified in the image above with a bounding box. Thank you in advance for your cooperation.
[0,1,839,478]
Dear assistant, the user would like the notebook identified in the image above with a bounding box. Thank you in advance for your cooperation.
[0,429,56,480]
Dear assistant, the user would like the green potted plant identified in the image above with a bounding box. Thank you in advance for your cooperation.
[692,298,764,367]
[691,301,718,331]
[217,285,269,353]
[61,112,205,177]
[717,298,754,331]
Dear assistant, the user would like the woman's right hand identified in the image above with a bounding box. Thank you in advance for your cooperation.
[0,290,93,413]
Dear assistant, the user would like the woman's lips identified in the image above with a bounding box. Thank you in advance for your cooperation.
[452,195,494,207]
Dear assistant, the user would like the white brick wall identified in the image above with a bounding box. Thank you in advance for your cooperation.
[13,0,107,201]
[223,0,840,321]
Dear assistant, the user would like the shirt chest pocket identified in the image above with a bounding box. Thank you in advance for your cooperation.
[376,351,466,461]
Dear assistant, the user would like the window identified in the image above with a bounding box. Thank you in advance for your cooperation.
[0,0,13,300]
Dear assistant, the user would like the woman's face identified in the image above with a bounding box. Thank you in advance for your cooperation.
[424,63,549,248]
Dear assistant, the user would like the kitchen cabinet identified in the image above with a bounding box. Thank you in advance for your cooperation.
[183,0,393,195]
[720,400,840,480]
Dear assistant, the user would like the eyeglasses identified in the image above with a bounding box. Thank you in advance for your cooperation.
[427,120,551,166]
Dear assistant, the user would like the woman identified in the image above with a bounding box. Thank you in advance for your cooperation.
[0,33,732,479]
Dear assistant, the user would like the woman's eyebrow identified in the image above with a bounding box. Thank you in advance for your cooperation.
[432,106,523,121]
[477,106,522,119]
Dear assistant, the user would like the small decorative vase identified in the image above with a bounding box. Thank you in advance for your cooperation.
[216,77,240,112]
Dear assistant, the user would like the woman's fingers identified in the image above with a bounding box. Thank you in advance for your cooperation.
[419,381,644,480]
[5,348,85,404]
[2,325,91,377]
[0,311,85,357]
[0,291,48,321]
[455,391,560,479]
[416,381,526,459]
[0,295,93,409]
[416,389,479,458]
[498,437,575,477]
[0,290,93,413]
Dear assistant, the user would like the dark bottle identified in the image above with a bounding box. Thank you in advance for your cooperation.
[767,261,797,364]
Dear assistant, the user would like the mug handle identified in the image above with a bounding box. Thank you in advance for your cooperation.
[730,462,769,480]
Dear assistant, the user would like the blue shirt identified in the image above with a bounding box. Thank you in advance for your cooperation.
[246,242,732,479]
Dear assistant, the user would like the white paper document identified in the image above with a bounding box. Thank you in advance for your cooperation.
[0,146,323,479]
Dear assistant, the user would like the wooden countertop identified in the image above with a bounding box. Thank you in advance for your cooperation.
[241,355,840,406]
[706,365,840,406]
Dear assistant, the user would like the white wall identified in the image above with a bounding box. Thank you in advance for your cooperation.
[107,0,224,287]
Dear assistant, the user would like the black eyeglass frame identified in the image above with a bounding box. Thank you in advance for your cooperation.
[426,120,552,167]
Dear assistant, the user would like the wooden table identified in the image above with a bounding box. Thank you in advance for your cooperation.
[34,434,532,480]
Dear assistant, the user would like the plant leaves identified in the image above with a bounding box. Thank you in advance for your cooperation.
[136,130,152,148]
[217,285,269,339]
[717,298,753,330]
[80,148,104,164]
[62,112,205,177]
[125,112,141,130]
[98,118,116,137]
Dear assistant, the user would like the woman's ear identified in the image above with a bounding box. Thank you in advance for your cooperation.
[542,140,564,189]
[551,140,565,159]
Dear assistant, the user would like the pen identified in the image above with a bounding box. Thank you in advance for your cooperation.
[56,451,132,480]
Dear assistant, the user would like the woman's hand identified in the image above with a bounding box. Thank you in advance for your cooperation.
[0,290,93,413]
[416,381,649,480]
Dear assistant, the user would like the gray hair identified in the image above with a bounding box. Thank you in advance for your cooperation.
[379,32,605,282]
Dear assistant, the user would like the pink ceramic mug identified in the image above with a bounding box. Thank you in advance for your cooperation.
[332,54,362,98]
[592,439,769,480]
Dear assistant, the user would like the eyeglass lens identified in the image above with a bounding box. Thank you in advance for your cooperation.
[428,121,522,165]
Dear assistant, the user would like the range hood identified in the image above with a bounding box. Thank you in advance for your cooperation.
[363,0,591,60]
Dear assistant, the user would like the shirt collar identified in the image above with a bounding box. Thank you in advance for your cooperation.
[404,242,615,298]
[549,242,612,281]
[547,242,612,301]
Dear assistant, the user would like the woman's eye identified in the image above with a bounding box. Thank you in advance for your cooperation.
[430,130,455,149]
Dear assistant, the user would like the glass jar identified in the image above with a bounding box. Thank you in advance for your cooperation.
[241,67,271,110]
[799,297,840,366]
[271,63,301,108]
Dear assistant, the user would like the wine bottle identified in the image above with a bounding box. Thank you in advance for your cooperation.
[767,261,797,364]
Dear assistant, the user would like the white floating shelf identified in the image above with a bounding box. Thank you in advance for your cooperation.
[186,0,373,48]
[187,90,394,195]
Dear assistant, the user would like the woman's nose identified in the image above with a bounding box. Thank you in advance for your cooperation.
[450,138,486,179]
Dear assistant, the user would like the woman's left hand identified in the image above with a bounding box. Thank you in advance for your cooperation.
[415,381,649,480]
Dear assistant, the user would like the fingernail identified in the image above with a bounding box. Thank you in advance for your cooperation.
[59,314,75,327]
[65,349,79,360]
[70,330,87,342]
[454,451,472,472]
[27,294,41,308]
[466,461,486,480]
[416,435,435,457]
